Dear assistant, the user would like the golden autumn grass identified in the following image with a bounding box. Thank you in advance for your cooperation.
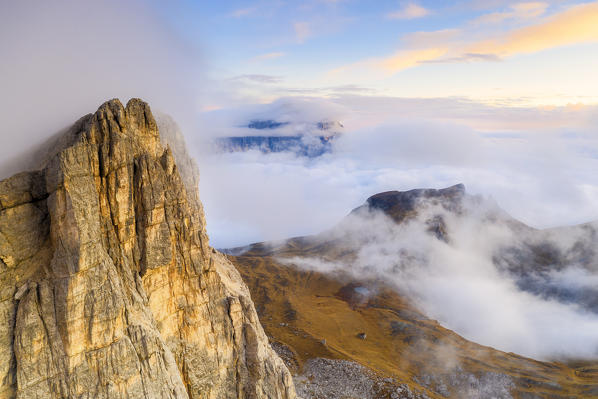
[231,242,598,399]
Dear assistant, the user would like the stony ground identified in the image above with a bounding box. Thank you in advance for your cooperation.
[292,357,517,399]
[293,358,432,399]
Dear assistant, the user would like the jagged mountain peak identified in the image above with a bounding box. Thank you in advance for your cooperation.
[0,98,295,399]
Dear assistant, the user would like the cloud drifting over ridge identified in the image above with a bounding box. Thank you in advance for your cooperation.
[282,202,598,360]
[195,96,598,249]
[0,0,202,179]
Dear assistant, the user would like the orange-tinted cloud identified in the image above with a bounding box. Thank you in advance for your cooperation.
[471,2,548,25]
[387,2,430,20]
[327,47,447,79]
[469,2,598,57]
[378,48,448,72]
[336,1,598,76]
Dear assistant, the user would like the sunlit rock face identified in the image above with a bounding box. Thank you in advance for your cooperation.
[0,99,295,399]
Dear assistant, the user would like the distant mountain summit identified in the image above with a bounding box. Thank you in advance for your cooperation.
[247,119,290,129]
[214,118,343,158]
[350,185,598,311]
[355,184,467,223]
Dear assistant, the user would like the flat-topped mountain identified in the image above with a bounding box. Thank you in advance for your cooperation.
[0,99,295,399]
[352,185,598,313]
[364,184,466,214]
[351,184,469,229]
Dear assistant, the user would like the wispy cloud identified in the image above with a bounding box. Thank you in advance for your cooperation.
[231,74,284,84]
[378,47,448,72]
[334,1,598,75]
[326,84,377,94]
[329,47,448,78]
[472,2,548,25]
[402,29,461,48]
[294,21,312,43]
[229,7,257,18]
[422,52,502,63]
[200,105,223,112]
[0,0,202,179]
[282,84,378,96]
[249,52,286,62]
[387,2,430,20]
[469,2,598,58]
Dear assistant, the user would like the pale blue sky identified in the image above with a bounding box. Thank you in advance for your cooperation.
[152,0,598,107]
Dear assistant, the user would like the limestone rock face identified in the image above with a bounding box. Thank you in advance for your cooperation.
[0,99,296,399]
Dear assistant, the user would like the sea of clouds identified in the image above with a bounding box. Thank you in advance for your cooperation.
[193,96,598,361]
[0,0,202,179]
[195,96,598,249]
[283,198,598,360]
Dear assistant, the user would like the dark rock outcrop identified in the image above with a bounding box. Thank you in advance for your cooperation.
[356,184,467,223]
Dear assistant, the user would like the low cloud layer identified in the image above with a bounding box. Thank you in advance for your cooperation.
[283,198,598,360]
[195,96,598,249]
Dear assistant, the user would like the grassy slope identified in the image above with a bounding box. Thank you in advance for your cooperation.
[231,248,598,399]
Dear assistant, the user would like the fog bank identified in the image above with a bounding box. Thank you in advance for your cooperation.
[0,0,201,179]
[284,198,598,360]
[195,97,598,248]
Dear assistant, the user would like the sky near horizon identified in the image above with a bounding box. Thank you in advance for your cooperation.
[157,0,598,108]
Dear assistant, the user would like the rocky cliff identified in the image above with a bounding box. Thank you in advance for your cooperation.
[0,99,296,399]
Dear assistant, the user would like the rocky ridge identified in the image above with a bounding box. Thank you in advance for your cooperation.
[0,99,295,399]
